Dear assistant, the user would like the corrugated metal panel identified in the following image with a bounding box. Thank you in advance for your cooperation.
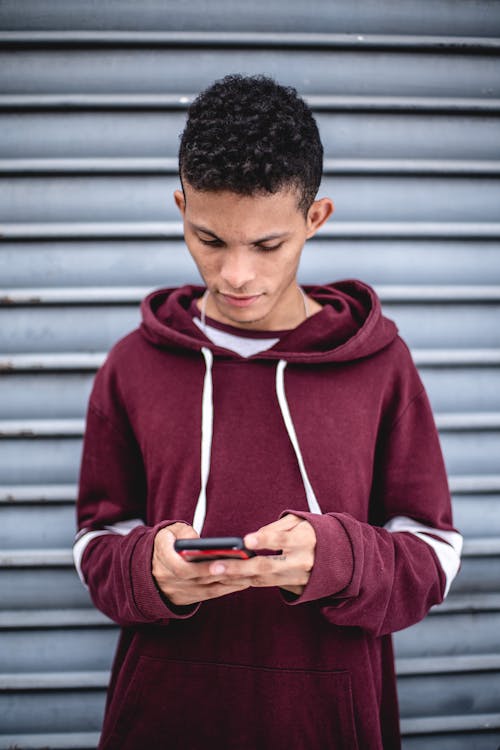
[1,0,500,36]
[0,3,499,748]
[2,112,500,161]
[1,46,499,98]
[3,174,500,222]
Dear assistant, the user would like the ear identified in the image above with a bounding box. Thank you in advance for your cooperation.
[305,197,334,239]
[174,189,186,216]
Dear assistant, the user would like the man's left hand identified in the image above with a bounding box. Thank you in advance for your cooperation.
[207,514,316,597]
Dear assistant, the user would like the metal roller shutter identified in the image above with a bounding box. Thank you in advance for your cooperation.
[0,2,499,747]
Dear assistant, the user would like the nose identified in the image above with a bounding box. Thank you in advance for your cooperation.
[219,248,257,291]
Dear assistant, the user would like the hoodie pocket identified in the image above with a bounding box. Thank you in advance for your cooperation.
[102,656,359,750]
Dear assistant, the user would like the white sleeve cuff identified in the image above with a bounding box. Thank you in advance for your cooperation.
[384,515,463,597]
[73,518,145,586]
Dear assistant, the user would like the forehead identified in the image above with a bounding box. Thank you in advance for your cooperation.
[182,184,304,237]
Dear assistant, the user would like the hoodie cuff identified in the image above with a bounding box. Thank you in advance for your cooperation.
[278,510,354,605]
[130,521,201,621]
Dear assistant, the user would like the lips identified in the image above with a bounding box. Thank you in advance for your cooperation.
[220,293,262,308]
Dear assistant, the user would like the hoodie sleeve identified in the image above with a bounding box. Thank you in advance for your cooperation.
[74,366,199,627]
[281,386,462,637]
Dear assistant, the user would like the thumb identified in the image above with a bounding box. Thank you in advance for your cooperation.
[162,528,174,545]
[165,522,200,540]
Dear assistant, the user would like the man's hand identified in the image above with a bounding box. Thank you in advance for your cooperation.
[222,514,317,596]
[152,522,252,607]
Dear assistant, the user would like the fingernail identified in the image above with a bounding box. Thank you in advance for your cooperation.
[212,563,226,575]
[245,534,258,548]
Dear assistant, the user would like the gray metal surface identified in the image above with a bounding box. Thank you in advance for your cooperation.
[3,175,500,222]
[2,111,500,161]
[0,4,499,748]
[1,0,500,36]
[1,45,499,97]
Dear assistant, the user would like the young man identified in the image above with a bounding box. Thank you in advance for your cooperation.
[74,75,462,749]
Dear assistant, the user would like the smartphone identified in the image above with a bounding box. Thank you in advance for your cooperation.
[174,537,256,562]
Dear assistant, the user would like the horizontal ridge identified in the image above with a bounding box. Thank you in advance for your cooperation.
[1,94,499,113]
[0,671,109,690]
[1,157,500,176]
[401,712,500,735]
[0,609,113,629]
[0,484,77,503]
[1,30,500,51]
[0,732,100,750]
[396,653,500,675]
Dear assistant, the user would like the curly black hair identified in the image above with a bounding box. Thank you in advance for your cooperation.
[178,74,323,215]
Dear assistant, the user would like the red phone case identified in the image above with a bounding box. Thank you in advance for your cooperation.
[178,548,254,562]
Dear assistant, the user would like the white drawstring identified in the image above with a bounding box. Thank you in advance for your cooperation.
[192,346,214,534]
[191,351,322,533]
[275,359,322,514]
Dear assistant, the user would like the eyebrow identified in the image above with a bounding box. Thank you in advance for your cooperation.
[191,223,290,245]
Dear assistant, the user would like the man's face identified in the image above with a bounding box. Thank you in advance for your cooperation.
[174,183,333,330]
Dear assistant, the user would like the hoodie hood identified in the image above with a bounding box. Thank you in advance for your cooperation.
[140,280,398,363]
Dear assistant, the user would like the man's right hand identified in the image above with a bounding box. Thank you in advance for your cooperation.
[152,523,252,606]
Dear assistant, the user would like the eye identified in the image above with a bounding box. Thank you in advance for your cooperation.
[198,237,223,247]
[256,242,283,252]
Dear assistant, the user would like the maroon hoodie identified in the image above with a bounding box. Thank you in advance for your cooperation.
[75,281,462,750]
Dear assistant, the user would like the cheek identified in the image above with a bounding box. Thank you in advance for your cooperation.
[189,247,218,277]
[271,248,303,281]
